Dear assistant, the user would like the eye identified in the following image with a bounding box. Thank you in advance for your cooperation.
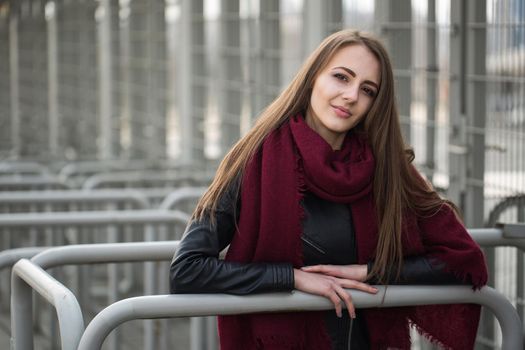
[333,73,349,82]
[362,86,377,98]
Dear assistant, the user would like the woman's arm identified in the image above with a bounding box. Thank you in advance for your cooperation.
[366,256,462,284]
[301,256,461,286]
[169,182,294,295]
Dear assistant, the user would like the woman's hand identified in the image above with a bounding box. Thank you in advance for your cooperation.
[301,264,368,282]
[293,267,377,319]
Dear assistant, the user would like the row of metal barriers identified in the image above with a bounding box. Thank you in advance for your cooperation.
[0,160,213,349]
[5,227,525,350]
[0,160,524,350]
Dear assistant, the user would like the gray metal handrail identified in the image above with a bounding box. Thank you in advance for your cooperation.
[0,247,49,271]
[470,225,525,251]
[0,161,49,176]
[0,175,71,189]
[0,209,190,226]
[0,189,150,208]
[31,241,180,268]
[58,159,173,184]
[82,171,212,190]
[77,286,522,350]
[159,187,206,210]
[11,259,84,350]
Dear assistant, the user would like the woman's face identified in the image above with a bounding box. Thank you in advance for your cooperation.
[306,44,381,150]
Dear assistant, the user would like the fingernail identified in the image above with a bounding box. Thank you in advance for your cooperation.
[351,313,356,319]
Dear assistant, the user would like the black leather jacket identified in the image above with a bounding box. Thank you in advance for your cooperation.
[170,183,460,349]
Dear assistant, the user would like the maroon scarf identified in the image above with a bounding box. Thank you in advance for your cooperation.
[219,115,488,349]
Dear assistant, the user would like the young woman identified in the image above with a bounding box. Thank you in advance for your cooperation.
[170,29,488,350]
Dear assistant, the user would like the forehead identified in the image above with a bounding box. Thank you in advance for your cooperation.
[323,44,381,85]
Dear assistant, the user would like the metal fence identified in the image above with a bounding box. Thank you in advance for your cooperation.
[1,0,523,217]
[0,0,524,349]
[8,225,525,350]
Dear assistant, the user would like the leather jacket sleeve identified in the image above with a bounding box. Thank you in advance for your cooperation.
[366,257,463,285]
[169,180,295,295]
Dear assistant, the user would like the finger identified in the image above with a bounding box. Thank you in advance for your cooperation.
[337,279,378,294]
[302,265,343,278]
[325,285,343,318]
[301,265,332,273]
[333,283,355,319]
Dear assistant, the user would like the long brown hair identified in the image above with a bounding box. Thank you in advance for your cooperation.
[192,29,453,283]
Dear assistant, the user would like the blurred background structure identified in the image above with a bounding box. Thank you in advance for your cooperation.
[0,0,523,349]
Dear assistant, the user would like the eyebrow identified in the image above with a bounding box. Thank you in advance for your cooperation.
[333,66,380,90]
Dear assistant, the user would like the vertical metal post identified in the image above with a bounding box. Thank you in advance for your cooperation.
[426,0,437,175]
[517,203,524,333]
[178,0,205,166]
[302,0,326,57]
[454,0,491,348]
[178,0,193,165]
[46,1,59,158]
[97,0,113,160]
[375,0,412,142]
[251,0,280,120]
[448,0,467,209]
[119,0,131,157]
[465,3,492,342]
[464,0,486,228]
[218,0,241,153]
[11,273,35,350]
[149,0,166,160]
[107,203,120,350]
[9,0,20,158]
[143,224,157,350]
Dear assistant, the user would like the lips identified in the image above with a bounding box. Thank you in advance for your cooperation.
[331,105,352,119]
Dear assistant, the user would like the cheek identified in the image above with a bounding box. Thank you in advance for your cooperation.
[311,79,336,106]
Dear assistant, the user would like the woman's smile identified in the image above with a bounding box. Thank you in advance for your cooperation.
[331,104,352,119]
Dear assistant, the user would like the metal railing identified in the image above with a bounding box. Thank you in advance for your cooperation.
[11,252,523,350]
[11,259,84,350]
[2,187,205,350]
[11,241,180,350]
[0,161,49,176]
[82,171,212,190]
[0,175,71,190]
[8,226,525,350]
[76,286,522,350]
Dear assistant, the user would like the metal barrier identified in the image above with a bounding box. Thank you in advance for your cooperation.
[0,189,153,314]
[82,171,212,190]
[0,209,190,227]
[0,247,49,271]
[57,160,182,187]
[0,208,189,350]
[11,241,180,350]
[11,259,84,350]
[76,286,522,350]
[0,161,49,176]
[0,175,71,190]
[0,189,150,209]
[11,245,523,350]
[8,226,525,350]
[3,186,204,350]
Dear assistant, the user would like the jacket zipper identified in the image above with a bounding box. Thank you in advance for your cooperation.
[347,317,354,350]
[347,318,354,350]
[300,235,326,254]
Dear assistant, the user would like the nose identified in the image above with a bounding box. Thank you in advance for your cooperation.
[341,83,359,103]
